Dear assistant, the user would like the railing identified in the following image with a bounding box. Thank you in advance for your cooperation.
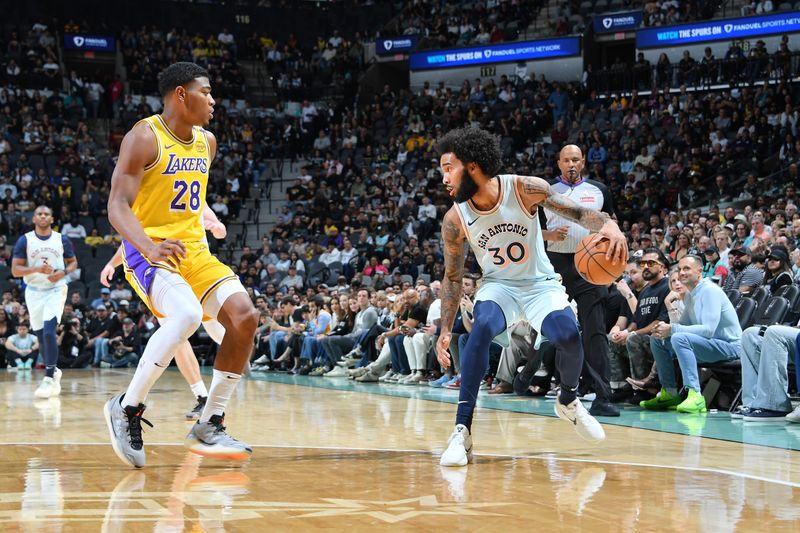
[591,51,800,96]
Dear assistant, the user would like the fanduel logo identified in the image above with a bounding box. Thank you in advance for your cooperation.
[603,18,613,29]
[724,24,733,32]
[384,40,393,50]
[483,49,492,58]
[73,36,85,47]
[162,153,208,175]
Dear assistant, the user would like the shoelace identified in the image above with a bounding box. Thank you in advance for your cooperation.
[126,408,153,449]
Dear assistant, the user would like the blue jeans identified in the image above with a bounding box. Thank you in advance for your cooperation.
[650,332,740,392]
[269,331,287,359]
[388,335,410,375]
[740,325,795,412]
[103,352,139,368]
[93,338,109,365]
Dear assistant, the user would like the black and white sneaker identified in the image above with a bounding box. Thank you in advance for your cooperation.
[185,396,207,420]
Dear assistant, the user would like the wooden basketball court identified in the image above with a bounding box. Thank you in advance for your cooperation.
[1,369,799,530]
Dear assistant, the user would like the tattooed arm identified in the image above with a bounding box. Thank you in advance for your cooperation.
[435,207,467,369]
[515,175,628,263]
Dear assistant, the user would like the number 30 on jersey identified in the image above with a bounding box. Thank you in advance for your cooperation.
[170,180,201,212]
[487,241,528,266]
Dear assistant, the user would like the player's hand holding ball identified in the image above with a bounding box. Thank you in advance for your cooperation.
[147,239,186,268]
[597,219,628,265]
[575,229,628,285]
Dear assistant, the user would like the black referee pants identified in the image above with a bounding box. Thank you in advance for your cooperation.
[547,251,612,402]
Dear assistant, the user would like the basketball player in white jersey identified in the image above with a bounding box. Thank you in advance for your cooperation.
[11,205,78,399]
[100,203,228,420]
[436,128,627,466]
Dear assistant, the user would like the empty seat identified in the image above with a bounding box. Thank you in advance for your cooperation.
[750,287,769,310]
[753,296,790,326]
[735,298,757,330]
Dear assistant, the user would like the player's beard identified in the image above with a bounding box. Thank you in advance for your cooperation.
[454,166,480,203]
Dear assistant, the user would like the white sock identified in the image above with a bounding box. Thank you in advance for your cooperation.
[190,380,208,399]
[123,271,202,408]
[199,369,240,423]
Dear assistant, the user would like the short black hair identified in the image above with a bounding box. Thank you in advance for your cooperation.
[436,127,502,177]
[642,246,670,267]
[157,62,209,97]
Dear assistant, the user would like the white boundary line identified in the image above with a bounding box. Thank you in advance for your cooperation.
[4,441,800,489]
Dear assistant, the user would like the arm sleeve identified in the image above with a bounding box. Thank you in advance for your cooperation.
[12,235,27,260]
[62,234,76,258]
[361,308,378,329]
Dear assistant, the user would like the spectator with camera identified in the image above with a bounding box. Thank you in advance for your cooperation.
[101,318,140,369]
[57,317,90,369]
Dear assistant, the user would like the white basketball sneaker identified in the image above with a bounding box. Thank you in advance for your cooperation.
[36,368,62,399]
[440,424,473,467]
[555,396,606,442]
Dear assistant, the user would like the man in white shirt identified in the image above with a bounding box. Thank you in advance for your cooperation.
[417,196,437,239]
[61,217,87,240]
[319,243,342,266]
[339,238,358,276]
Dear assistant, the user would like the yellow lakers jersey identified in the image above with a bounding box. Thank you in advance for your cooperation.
[132,114,211,242]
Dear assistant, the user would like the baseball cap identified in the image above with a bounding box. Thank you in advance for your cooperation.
[101,288,110,294]
[119,300,129,306]
[317,283,329,290]
[729,245,751,257]
[94,303,107,310]
[704,246,719,255]
[122,317,134,325]
[768,247,789,262]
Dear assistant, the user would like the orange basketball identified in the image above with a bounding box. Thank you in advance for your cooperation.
[574,233,627,285]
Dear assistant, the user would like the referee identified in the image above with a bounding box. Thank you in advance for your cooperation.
[538,144,619,417]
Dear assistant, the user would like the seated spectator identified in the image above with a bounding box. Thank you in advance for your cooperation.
[739,317,800,421]
[101,317,140,368]
[4,321,38,370]
[57,316,90,368]
[608,249,671,402]
[279,265,304,293]
[644,256,742,413]
[763,246,793,293]
[61,217,87,240]
[722,245,764,294]
[702,246,729,285]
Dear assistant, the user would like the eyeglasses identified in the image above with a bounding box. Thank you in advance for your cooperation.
[639,260,662,268]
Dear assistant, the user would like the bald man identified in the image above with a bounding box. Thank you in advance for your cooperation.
[537,144,619,416]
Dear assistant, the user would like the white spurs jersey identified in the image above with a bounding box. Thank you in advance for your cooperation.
[454,174,557,283]
[15,230,69,289]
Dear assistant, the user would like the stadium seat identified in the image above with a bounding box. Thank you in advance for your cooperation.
[725,289,742,306]
[774,285,800,309]
[753,296,790,326]
[750,287,769,310]
[735,298,757,330]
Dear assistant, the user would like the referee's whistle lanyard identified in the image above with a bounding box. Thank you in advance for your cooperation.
[555,175,585,189]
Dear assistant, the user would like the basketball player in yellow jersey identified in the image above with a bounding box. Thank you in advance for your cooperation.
[104,62,259,468]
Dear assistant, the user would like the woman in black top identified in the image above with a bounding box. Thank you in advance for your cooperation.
[764,246,793,293]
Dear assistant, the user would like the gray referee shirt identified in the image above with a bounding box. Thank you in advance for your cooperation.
[538,177,615,254]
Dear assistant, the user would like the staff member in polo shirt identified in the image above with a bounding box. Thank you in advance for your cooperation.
[539,144,619,417]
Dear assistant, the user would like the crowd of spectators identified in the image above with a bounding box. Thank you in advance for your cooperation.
[388,0,543,49]
[1,11,800,423]
[0,21,61,90]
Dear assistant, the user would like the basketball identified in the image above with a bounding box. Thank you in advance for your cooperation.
[574,233,627,285]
